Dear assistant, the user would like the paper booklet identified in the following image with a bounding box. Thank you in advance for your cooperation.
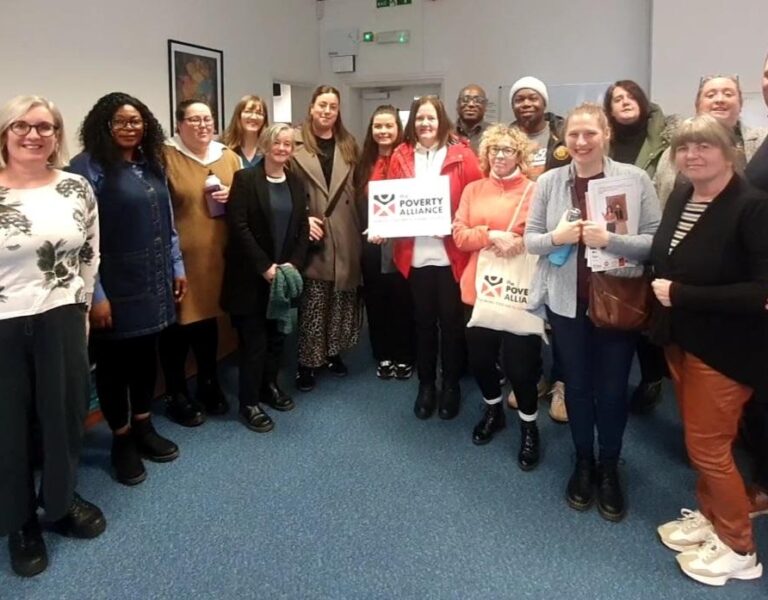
[585,176,641,272]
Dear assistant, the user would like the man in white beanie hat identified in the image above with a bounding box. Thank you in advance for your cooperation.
[509,76,570,182]
[508,76,570,423]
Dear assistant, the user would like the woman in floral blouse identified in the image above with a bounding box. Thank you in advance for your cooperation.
[0,95,105,578]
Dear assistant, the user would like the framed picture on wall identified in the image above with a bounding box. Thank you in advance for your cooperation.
[167,40,224,134]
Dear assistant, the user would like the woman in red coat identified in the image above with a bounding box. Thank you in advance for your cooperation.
[388,96,483,420]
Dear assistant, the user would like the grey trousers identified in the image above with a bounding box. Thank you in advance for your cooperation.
[0,304,89,535]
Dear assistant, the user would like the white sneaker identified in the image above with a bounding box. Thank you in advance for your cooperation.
[548,381,568,423]
[676,531,763,586]
[657,509,714,552]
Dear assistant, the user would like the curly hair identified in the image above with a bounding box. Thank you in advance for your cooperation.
[477,124,532,176]
[79,92,166,172]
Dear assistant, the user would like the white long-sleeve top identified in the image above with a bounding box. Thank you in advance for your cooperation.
[0,170,100,319]
[412,143,450,268]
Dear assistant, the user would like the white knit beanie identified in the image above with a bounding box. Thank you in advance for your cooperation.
[509,76,549,107]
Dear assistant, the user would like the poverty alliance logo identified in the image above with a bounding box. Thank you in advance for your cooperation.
[481,274,504,298]
[372,193,397,217]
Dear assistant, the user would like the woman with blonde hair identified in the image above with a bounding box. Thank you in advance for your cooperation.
[0,95,105,577]
[525,102,660,521]
[652,114,768,586]
[222,95,270,168]
[291,85,361,392]
[454,124,543,469]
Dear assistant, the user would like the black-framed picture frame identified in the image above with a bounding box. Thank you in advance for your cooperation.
[167,39,224,134]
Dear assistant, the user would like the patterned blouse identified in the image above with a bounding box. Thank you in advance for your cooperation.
[0,170,99,320]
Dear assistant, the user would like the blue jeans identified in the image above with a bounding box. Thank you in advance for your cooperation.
[547,303,636,463]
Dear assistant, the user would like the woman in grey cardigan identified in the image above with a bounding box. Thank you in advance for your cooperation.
[524,103,661,522]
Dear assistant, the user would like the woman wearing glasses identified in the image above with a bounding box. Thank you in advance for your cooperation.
[453,125,543,469]
[69,92,183,486]
[222,95,270,168]
[160,100,241,426]
[0,95,105,577]
[655,75,768,206]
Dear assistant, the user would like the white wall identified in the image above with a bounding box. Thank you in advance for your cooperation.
[651,0,768,123]
[319,0,651,126]
[0,0,320,153]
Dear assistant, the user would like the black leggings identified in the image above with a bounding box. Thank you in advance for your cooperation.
[158,318,219,396]
[91,334,158,431]
[466,326,542,417]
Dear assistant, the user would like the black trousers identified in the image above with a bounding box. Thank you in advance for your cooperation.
[231,313,286,411]
[158,318,219,396]
[0,305,89,534]
[409,266,465,386]
[91,333,158,431]
[636,334,668,382]
[466,326,542,417]
[362,244,415,364]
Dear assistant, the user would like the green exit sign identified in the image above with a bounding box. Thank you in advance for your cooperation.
[376,0,411,7]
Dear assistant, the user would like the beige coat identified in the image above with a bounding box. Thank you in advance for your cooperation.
[290,129,361,291]
[164,141,241,324]
[654,122,768,209]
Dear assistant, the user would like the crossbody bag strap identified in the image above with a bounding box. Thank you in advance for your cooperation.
[504,181,534,232]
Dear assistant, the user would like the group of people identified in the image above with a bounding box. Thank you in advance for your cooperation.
[2,50,768,587]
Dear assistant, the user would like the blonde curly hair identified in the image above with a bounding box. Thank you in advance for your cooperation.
[477,124,532,176]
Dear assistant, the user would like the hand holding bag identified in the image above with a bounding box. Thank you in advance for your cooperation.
[467,183,546,338]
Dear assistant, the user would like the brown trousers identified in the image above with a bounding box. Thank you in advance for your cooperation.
[665,345,755,553]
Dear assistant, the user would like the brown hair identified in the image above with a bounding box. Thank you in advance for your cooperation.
[354,104,403,191]
[477,124,532,176]
[671,114,742,172]
[222,95,270,151]
[402,95,454,148]
[300,85,358,166]
[564,102,611,136]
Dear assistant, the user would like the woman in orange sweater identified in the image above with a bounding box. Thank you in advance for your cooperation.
[453,124,543,470]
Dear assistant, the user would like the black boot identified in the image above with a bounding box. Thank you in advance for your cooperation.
[566,458,595,511]
[165,392,205,427]
[132,418,179,462]
[629,379,663,414]
[597,461,626,522]
[49,494,107,539]
[111,432,147,486]
[261,382,295,411]
[438,383,461,420]
[197,379,229,415]
[518,421,540,471]
[8,515,47,578]
[472,402,506,445]
[414,383,437,420]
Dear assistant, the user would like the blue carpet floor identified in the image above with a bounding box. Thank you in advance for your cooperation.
[2,338,768,599]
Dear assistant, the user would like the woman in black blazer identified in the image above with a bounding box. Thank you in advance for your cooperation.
[221,123,309,432]
[650,115,768,586]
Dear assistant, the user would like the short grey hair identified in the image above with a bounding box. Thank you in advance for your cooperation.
[0,95,68,169]
[258,123,294,154]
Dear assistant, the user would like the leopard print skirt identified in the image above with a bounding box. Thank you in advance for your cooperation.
[297,279,362,368]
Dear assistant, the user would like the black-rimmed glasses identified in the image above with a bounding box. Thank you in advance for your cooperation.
[9,121,58,137]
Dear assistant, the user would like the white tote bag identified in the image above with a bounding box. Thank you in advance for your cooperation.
[467,183,546,338]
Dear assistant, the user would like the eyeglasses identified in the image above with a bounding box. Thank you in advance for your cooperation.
[242,110,265,117]
[698,74,740,89]
[9,121,58,137]
[488,145,516,158]
[459,95,488,106]
[110,118,144,130]
[183,116,214,127]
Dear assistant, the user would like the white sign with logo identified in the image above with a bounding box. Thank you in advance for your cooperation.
[367,175,451,238]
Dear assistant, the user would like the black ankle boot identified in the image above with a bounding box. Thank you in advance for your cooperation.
[472,402,506,445]
[597,461,626,522]
[197,379,229,415]
[132,418,180,463]
[518,421,540,471]
[111,433,146,486]
[50,494,107,539]
[414,383,437,419]
[438,383,461,420]
[9,515,47,578]
[566,458,595,511]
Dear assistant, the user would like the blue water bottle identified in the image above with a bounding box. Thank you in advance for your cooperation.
[548,207,582,266]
